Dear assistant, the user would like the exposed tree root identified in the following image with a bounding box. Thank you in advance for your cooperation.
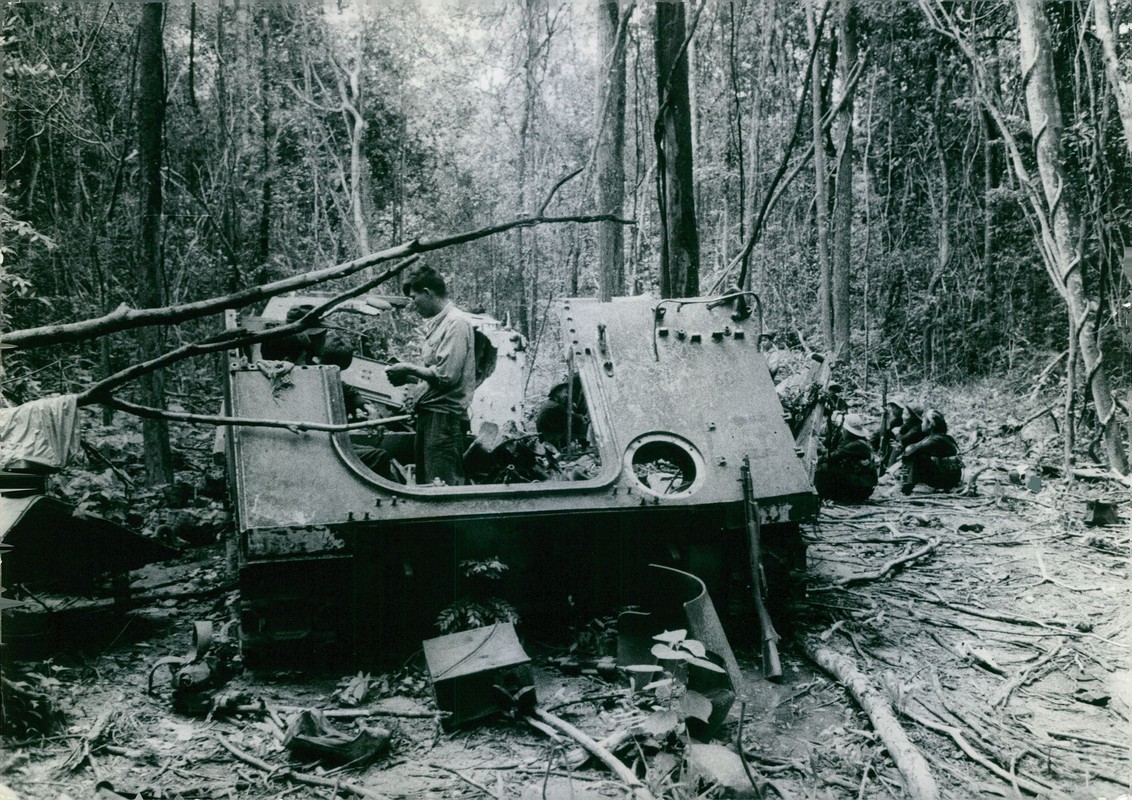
[801,639,940,800]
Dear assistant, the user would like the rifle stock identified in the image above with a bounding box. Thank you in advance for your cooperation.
[879,376,890,473]
[741,456,782,680]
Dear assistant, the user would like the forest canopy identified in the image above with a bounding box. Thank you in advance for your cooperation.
[1,0,1130,478]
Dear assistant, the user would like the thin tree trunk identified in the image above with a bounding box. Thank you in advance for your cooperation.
[830,0,857,362]
[1093,0,1132,161]
[807,0,832,346]
[596,0,629,301]
[924,68,951,376]
[257,10,272,267]
[336,59,371,257]
[188,2,198,110]
[216,5,240,293]
[654,0,699,298]
[137,1,173,486]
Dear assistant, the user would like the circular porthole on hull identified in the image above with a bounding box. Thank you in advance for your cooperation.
[624,434,706,498]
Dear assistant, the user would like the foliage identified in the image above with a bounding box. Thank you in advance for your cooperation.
[568,613,619,659]
[435,556,520,635]
[0,666,66,737]
[648,628,726,675]
[624,629,724,740]
[51,410,229,539]
[0,0,1128,469]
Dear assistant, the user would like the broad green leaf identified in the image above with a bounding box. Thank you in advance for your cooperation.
[679,639,706,659]
[680,690,713,723]
[651,643,692,661]
[653,629,688,644]
[688,656,727,673]
[624,664,664,673]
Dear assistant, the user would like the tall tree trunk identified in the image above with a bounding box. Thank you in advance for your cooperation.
[726,0,746,252]
[336,59,371,257]
[216,5,240,293]
[830,0,858,362]
[596,0,629,302]
[924,67,951,376]
[654,0,699,298]
[806,0,832,346]
[1093,0,1132,161]
[1015,0,1128,474]
[257,9,273,267]
[187,2,198,110]
[513,0,544,335]
[137,1,173,486]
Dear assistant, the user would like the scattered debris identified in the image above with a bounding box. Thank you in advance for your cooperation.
[146,621,241,716]
[801,639,941,800]
[283,709,390,766]
[1084,499,1120,527]
[1008,463,1043,493]
[422,621,535,727]
[685,742,759,799]
[0,669,65,737]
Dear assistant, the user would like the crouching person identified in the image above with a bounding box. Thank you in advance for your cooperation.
[900,409,963,495]
[814,412,878,503]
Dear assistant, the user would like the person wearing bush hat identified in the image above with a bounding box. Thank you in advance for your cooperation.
[536,376,589,450]
[814,410,879,503]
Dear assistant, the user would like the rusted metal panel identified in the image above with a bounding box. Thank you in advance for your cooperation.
[464,314,527,434]
[245,525,349,559]
[228,296,816,536]
[341,356,408,411]
[423,622,534,727]
[0,494,176,586]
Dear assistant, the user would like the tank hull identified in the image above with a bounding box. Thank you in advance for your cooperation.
[226,295,817,664]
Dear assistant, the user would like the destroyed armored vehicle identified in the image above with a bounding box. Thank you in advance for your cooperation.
[223,292,819,663]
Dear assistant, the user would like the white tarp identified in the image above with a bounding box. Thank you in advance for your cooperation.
[0,394,81,470]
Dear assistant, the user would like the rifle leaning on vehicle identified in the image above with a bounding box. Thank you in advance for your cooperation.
[742,455,782,680]
[879,376,890,475]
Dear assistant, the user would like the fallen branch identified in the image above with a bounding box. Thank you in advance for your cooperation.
[232,703,441,720]
[961,464,990,496]
[1024,549,1100,593]
[899,704,1063,797]
[1071,468,1132,487]
[989,640,1063,709]
[820,538,940,589]
[531,708,654,799]
[429,763,501,800]
[78,259,417,405]
[1027,350,1067,401]
[102,398,411,434]
[734,702,767,800]
[801,639,940,800]
[544,691,628,714]
[4,213,634,349]
[1047,729,1129,750]
[214,733,387,800]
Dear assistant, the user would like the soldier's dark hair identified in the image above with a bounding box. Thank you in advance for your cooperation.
[402,265,447,297]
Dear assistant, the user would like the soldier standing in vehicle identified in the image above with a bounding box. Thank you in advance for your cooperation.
[385,265,476,485]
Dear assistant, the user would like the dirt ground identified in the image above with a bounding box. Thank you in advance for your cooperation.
[2,392,1129,799]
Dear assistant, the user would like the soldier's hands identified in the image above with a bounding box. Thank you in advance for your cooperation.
[386,363,417,386]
